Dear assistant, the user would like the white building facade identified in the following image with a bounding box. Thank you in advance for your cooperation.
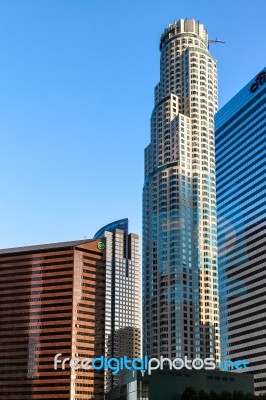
[143,19,220,364]
[94,219,141,392]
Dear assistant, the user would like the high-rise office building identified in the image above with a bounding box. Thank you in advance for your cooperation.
[94,219,141,392]
[143,19,220,362]
[0,223,141,398]
[216,68,266,395]
[0,239,106,400]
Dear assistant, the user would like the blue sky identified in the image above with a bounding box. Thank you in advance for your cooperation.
[0,0,265,248]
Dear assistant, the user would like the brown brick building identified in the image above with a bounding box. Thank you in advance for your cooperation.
[0,239,106,400]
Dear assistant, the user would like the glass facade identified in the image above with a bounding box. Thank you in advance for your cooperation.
[95,219,141,393]
[143,19,220,362]
[215,68,266,395]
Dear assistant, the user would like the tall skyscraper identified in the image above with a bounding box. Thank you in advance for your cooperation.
[216,68,266,395]
[94,219,141,392]
[0,239,106,400]
[143,19,220,363]
[0,221,141,398]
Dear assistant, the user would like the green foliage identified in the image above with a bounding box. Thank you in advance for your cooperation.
[220,391,232,400]
[180,388,266,400]
[198,390,209,400]
[209,390,219,400]
[233,391,246,400]
[181,387,200,400]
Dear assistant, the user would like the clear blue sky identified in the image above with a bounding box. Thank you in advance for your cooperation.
[0,0,265,248]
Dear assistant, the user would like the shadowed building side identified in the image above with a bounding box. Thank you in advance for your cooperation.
[216,68,266,396]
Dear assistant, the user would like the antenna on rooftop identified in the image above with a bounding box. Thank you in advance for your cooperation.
[208,38,226,49]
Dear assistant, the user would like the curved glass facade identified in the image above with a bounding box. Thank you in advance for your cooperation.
[94,218,129,238]
[216,68,266,395]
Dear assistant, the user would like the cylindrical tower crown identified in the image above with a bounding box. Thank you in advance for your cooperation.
[160,19,208,50]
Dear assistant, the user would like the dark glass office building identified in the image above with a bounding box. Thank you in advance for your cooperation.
[215,68,266,395]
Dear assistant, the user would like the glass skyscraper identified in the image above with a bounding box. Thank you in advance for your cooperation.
[94,219,141,392]
[216,68,266,395]
[143,19,220,363]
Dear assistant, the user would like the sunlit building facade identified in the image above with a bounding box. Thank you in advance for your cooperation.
[143,19,220,363]
[0,239,106,400]
[0,220,141,398]
[216,68,266,395]
[94,219,141,392]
